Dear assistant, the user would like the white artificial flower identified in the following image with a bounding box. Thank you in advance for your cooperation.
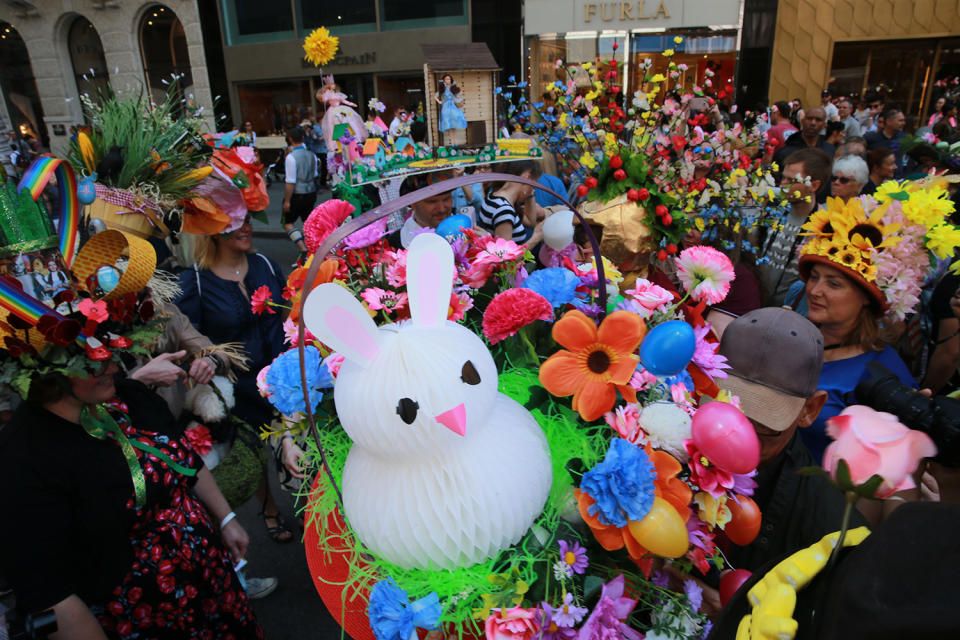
[637,402,692,461]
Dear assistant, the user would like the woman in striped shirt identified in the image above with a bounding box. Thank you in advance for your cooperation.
[478,160,546,248]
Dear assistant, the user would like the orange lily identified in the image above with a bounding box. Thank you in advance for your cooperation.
[539,310,646,421]
[647,445,692,522]
[288,258,340,323]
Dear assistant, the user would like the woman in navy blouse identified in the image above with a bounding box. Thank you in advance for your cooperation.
[176,214,293,542]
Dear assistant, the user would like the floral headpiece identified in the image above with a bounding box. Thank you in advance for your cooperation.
[799,180,960,319]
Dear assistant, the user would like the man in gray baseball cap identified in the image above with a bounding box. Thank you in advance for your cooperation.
[716,307,865,571]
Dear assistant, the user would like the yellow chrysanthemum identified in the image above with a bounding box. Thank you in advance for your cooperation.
[873,179,907,204]
[303,27,339,67]
[902,185,955,229]
[927,224,960,259]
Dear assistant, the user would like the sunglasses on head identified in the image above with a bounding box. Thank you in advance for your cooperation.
[831,175,852,184]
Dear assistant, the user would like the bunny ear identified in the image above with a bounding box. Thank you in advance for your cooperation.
[406,232,454,328]
[303,283,381,367]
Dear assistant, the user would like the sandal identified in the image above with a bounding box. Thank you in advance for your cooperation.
[260,509,294,543]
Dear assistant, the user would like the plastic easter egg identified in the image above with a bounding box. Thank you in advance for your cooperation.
[542,209,575,250]
[690,401,760,474]
[725,495,762,546]
[96,265,121,294]
[627,497,688,558]
[435,213,472,239]
[639,320,696,376]
[77,178,97,205]
[719,569,753,607]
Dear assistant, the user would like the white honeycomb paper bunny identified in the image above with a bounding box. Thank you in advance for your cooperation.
[303,233,552,569]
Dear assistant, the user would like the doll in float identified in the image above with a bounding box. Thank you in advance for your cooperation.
[303,233,552,569]
[436,74,468,146]
[318,75,368,178]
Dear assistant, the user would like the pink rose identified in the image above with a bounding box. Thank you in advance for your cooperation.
[823,405,937,498]
[625,279,673,317]
[485,607,540,640]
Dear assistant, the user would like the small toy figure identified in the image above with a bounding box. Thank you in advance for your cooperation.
[436,74,467,146]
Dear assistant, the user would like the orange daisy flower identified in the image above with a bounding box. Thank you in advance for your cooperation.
[539,310,646,421]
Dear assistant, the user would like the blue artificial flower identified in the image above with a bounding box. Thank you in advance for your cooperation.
[368,577,442,640]
[524,267,581,308]
[580,438,656,528]
[265,346,333,415]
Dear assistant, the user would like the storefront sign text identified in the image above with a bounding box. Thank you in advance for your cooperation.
[301,51,376,69]
[583,1,670,23]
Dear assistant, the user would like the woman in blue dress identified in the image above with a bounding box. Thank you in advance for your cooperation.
[436,74,467,145]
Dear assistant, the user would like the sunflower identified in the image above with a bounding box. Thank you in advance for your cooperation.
[836,249,864,271]
[303,27,339,67]
[800,208,836,238]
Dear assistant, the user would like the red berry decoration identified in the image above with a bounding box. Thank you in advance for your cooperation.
[627,189,640,202]
[585,177,598,188]
[667,243,678,254]
[576,185,589,198]
[609,155,623,169]
[662,214,673,226]
[636,188,650,201]
[655,204,669,217]
[613,169,626,181]
[657,249,668,261]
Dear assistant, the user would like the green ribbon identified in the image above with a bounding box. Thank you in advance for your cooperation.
[80,404,197,509]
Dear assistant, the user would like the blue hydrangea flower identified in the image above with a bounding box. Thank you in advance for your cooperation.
[524,267,581,308]
[265,345,333,415]
[580,438,656,528]
[368,578,441,640]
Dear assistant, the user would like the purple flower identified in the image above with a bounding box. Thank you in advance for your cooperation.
[683,580,703,612]
[543,592,588,629]
[576,576,642,640]
[651,570,670,589]
[557,540,589,575]
[691,323,729,380]
[730,469,758,497]
[537,607,577,640]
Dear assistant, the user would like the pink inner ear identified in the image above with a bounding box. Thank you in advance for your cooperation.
[325,305,378,363]
[416,251,444,326]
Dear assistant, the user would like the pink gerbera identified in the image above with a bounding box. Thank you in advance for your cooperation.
[361,287,408,314]
[675,245,735,305]
[447,291,474,322]
[685,439,734,498]
[691,323,729,379]
[482,288,553,344]
[472,236,526,266]
[303,199,355,254]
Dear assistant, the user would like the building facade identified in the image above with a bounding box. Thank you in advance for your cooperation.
[0,0,216,156]
[768,0,960,120]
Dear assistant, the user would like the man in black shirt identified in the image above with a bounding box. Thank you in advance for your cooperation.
[716,308,867,572]
[774,106,836,168]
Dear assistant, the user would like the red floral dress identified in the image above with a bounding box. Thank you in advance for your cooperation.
[93,400,263,639]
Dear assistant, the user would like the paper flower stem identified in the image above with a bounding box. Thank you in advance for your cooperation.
[826,491,857,574]
[519,325,540,366]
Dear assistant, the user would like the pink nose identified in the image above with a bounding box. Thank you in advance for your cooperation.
[435,403,466,436]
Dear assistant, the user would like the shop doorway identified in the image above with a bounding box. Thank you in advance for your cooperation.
[0,21,47,148]
[139,4,194,111]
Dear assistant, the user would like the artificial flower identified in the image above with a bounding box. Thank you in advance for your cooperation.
[636,402,692,461]
[685,440,734,498]
[282,317,317,347]
[543,592,588,629]
[604,404,643,443]
[539,310,644,421]
[693,491,732,528]
[482,288,553,344]
[303,199,355,254]
[184,424,212,455]
[367,577,441,640]
[250,284,276,315]
[255,363,271,397]
[523,267,581,308]
[361,287,409,314]
[486,607,540,640]
[384,249,408,287]
[623,279,673,318]
[264,346,333,415]
[472,236,527,266]
[576,575,643,640]
[447,291,474,322]
[323,353,344,378]
[538,606,577,640]
[675,245,735,305]
[475,569,530,619]
[303,26,339,67]
[557,540,589,575]
[690,323,728,379]
[580,438,656,527]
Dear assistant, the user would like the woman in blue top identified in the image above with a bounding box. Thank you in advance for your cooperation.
[176,214,293,542]
[798,260,916,464]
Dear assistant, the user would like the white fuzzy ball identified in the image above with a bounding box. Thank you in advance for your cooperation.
[638,402,692,462]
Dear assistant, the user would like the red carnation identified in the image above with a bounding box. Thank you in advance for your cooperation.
[613,169,626,181]
[482,288,553,345]
[303,199,355,254]
[250,285,275,315]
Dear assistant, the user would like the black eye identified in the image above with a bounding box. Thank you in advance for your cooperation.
[461,360,481,385]
[396,397,419,424]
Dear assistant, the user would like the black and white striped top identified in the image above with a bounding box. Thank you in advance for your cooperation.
[478,195,528,242]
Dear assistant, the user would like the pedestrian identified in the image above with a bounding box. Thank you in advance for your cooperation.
[774,107,836,167]
[864,107,907,177]
[836,97,862,138]
[282,126,317,257]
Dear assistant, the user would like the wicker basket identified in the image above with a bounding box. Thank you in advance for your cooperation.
[88,185,165,239]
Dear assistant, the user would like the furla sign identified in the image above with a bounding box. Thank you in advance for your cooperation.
[524,0,742,34]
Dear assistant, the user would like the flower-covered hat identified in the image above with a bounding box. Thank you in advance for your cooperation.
[798,181,960,319]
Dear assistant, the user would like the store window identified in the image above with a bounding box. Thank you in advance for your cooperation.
[139,5,193,109]
[68,16,110,105]
[379,0,467,30]
[220,0,294,45]
[236,81,312,136]
[629,32,736,100]
[528,33,626,103]
[299,0,376,34]
[0,22,47,146]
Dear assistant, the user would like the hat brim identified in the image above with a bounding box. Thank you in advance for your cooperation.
[717,374,807,432]
[798,254,888,313]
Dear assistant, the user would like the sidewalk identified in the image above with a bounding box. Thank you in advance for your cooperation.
[252,182,333,239]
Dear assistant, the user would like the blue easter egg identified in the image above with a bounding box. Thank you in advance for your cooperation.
[435,213,472,239]
[78,179,97,205]
[96,265,121,294]
[640,320,696,376]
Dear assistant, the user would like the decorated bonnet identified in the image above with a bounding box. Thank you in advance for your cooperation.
[798,180,960,319]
